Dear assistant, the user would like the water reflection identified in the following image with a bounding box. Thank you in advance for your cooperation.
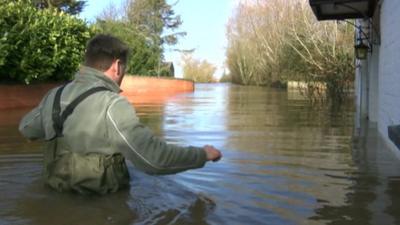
[385,177,400,225]
[0,109,42,155]
[1,83,400,224]
[310,123,400,225]
[161,84,358,224]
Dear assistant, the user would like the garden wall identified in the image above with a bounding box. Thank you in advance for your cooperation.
[0,76,194,109]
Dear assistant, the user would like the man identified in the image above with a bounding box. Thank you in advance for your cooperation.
[19,34,222,195]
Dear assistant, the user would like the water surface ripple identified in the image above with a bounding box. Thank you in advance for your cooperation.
[1,83,400,225]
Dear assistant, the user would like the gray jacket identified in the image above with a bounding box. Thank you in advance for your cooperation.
[19,66,207,193]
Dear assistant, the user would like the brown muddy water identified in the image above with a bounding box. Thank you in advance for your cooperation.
[1,83,400,225]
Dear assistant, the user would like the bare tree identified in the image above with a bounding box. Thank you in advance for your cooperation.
[226,0,354,102]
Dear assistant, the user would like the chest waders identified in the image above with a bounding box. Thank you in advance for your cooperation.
[45,84,130,195]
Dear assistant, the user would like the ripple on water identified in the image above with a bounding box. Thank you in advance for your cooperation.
[2,84,400,225]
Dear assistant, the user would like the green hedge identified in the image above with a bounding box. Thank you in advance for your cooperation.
[0,0,93,84]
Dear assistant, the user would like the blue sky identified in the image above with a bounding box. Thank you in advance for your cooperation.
[79,0,238,78]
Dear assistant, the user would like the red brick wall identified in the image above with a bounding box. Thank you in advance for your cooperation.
[0,83,59,109]
[120,76,194,104]
[0,76,194,109]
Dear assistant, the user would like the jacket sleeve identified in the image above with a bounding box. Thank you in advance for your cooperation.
[18,92,51,140]
[106,96,207,175]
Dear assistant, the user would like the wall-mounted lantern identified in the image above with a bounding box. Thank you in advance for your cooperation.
[354,21,371,60]
[354,42,369,60]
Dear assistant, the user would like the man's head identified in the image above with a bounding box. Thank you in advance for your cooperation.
[84,34,129,86]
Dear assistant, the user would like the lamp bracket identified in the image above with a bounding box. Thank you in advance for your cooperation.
[334,2,381,46]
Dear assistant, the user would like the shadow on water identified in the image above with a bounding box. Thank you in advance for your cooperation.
[0,157,216,225]
[12,183,137,225]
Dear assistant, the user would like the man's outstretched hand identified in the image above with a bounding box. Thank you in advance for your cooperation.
[204,145,222,162]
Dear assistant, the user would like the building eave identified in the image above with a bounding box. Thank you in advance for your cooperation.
[309,0,377,21]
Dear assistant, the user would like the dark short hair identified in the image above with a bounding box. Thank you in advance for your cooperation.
[84,34,129,71]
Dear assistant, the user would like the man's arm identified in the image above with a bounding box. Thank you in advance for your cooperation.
[106,97,221,175]
[18,94,49,140]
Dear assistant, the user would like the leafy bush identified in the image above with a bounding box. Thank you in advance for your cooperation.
[0,0,93,84]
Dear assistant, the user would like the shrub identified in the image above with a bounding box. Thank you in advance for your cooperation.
[0,0,93,84]
[182,54,216,83]
[219,72,232,83]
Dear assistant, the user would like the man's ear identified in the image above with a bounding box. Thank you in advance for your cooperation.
[115,59,122,76]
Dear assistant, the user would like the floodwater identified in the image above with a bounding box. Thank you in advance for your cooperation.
[1,83,400,225]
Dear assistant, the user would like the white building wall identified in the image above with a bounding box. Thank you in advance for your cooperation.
[354,19,372,137]
[378,0,400,156]
[368,45,379,123]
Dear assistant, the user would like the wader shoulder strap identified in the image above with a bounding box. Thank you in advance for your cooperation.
[52,85,67,137]
[52,85,111,137]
